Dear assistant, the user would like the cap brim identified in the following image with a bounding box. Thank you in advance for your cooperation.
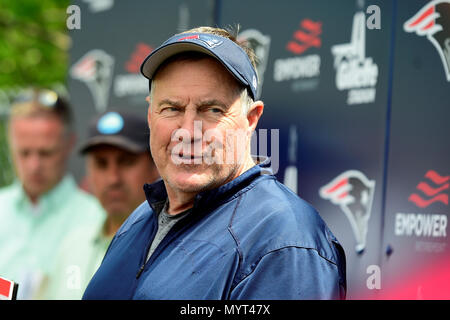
[79,135,147,154]
[140,42,248,88]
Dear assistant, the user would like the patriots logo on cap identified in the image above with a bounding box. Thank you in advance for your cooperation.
[178,34,223,49]
[404,0,450,81]
[199,35,223,49]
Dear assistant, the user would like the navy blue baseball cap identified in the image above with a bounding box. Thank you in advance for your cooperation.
[140,32,259,100]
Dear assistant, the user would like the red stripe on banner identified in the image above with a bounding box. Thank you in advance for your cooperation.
[408,6,434,28]
[421,19,435,31]
[326,178,348,194]
[286,41,306,55]
[408,193,449,208]
[425,170,450,185]
[416,181,449,197]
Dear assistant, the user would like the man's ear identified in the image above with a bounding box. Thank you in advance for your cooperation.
[147,95,152,125]
[247,100,264,132]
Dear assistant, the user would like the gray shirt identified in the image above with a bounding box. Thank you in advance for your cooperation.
[145,200,191,262]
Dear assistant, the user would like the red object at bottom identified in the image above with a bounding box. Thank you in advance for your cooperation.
[0,277,13,299]
[380,258,450,300]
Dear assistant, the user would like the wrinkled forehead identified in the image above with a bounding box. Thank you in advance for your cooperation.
[151,53,244,97]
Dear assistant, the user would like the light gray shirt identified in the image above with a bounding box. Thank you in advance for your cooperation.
[145,200,191,262]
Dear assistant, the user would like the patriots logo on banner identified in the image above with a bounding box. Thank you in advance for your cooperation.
[404,0,450,81]
[319,170,375,254]
[70,49,115,112]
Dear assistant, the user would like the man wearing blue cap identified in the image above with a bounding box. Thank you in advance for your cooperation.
[41,110,160,299]
[83,26,346,300]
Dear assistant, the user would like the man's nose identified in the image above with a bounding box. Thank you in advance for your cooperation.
[178,111,203,143]
[27,153,42,172]
[105,162,122,185]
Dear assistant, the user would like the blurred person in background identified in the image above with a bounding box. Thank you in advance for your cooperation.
[40,110,160,299]
[0,88,105,299]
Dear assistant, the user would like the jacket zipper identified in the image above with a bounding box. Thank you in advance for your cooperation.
[134,205,201,280]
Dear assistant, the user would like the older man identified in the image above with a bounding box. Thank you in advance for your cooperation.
[0,89,104,299]
[83,26,346,300]
[41,110,160,299]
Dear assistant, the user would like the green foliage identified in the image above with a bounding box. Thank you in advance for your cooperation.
[0,119,14,187]
[0,0,70,88]
[0,0,70,187]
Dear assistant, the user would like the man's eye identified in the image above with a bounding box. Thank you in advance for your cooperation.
[39,150,53,158]
[19,150,30,158]
[93,158,108,169]
[119,156,137,167]
[207,107,223,114]
[161,107,181,114]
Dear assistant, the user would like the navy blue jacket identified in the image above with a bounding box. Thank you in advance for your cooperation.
[83,160,346,299]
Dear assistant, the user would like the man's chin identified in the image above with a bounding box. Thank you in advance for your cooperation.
[167,174,215,194]
[104,205,131,216]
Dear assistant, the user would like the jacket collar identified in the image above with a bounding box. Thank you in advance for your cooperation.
[143,156,272,213]
[13,175,77,215]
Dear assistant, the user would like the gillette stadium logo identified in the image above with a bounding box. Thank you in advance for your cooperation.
[404,0,450,82]
[319,170,375,253]
[331,11,379,105]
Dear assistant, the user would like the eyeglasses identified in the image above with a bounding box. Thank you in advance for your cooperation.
[10,89,72,128]
[13,89,59,108]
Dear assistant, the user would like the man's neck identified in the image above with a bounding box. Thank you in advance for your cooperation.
[165,188,197,215]
[103,215,128,237]
[24,189,42,205]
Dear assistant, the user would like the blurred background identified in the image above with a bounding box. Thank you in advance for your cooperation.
[1,0,449,299]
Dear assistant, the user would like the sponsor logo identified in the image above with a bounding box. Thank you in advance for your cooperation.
[238,29,271,98]
[273,19,322,91]
[70,49,114,112]
[404,0,450,81]
[394,213,447,238]
[331,11,378,105]
[286,19,322,55]
[113,43,153,98]
[319,170,375,253]
[409,170,449,208]
[125,43,153,74]
[394,169,449,252]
